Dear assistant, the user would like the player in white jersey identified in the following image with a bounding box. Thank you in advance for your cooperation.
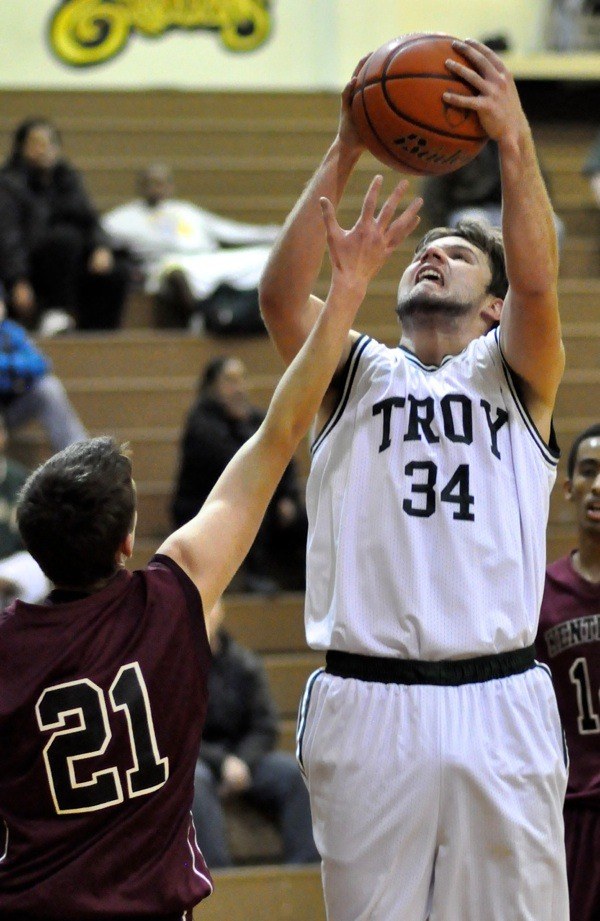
[260,39,568,921]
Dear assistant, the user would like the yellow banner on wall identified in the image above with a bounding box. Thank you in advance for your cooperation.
[49,0,272,67]
[0,1,594,89]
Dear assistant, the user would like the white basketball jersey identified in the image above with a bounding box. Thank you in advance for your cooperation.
[304,329,559,660]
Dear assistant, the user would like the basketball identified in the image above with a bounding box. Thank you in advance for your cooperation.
[350,33,488,176]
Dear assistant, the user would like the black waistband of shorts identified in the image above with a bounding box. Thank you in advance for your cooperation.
[325,645,536,686]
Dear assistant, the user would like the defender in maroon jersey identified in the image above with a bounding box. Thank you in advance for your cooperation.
[0,176,423,919]
[536,423,600,921]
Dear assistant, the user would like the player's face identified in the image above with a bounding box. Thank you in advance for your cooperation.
[566,437,600,533]
[213,358,250,421]
[396,236,494,322]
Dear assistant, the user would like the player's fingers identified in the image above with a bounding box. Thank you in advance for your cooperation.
[462,38,508,73]
[442,91,480,111]
[352,52,371,79]
[377,179,410,227]
[342,79,356,107]
[392,196,423,231]
[451,39,496,76]
[388,210,421,248]
[359,174,384,223]
[445,57,487,93]
[319,196,339,236]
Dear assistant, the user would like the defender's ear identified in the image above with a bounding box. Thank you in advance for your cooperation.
[119,531,135,561]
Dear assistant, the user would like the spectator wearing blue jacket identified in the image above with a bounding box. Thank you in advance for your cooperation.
[0,282,87,450]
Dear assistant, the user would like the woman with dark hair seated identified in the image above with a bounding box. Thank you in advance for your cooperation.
[0,117,129,334]
[172,355,308,593]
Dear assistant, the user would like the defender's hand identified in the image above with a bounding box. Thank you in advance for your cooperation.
[320,175,422,287]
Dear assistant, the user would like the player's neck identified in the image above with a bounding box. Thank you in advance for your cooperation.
[572,535,600,584]
[53,567,123,596]
[399,322,481,367]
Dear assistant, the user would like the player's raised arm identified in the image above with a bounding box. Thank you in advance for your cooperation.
[443,39,564,441]
[160,177,422,617]
[259,71,367,368]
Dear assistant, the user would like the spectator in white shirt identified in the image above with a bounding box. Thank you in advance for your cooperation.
[102,162,280,332]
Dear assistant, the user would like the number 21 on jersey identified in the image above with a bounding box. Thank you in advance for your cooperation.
[36,662,168,814]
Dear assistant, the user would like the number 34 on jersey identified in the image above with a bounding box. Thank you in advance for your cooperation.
[372,393,509,523]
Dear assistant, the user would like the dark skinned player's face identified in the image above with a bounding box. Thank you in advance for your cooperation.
[565,436,600,535]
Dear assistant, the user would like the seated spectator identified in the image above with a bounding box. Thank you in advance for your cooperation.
[583,129,600,206]
[0,117,129,334]
[172,355,307,593]
[0,417,50,606]
[192,598,319,868]
[420,140,565,248]
[101,162,279,333]
[0,282,87,451]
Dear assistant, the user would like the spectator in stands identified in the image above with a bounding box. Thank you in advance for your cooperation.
[547,0,600,51]
[535,424,600,921]
[192,597,319,868]
[0,117,129,334]
[101,162,279,333]
[0,281,87,450]
[583,129,600,206]
[420,140,565,248]
[172,355,307,593]
[0,416,50,607]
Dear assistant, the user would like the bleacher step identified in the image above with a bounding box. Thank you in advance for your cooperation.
[195,865,325,921]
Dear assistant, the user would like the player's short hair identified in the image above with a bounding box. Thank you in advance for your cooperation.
[567,423,600,479]
[415,219,508,299]
[17,437,136,589]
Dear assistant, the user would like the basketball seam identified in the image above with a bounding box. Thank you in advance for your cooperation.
[356,91,427,172]
[365,72,470,81]
[355,33,484,169]
[354,82,484,143]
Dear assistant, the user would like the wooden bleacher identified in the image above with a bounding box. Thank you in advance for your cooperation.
[0,90,597,913]
[195,865,325,921]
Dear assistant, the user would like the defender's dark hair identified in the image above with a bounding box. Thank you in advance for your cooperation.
[5,117,62,169]
[17,437,135,588]
[415,219,508,299]
[567,424,600,479]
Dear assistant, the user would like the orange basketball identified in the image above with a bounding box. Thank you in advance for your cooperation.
[350,33,488,175]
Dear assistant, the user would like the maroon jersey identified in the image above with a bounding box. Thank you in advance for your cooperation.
[0,554,213,920]
[536,553,600,807]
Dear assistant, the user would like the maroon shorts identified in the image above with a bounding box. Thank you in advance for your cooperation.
[564,802,600,921]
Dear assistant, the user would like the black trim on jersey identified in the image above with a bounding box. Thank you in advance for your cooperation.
[494,328,560,466]
[311,335,370,455]
[326,645,536,686]
[534,662,570,769]
[151,554,210,671]
[296,667,325,777]
[398,344,459,372]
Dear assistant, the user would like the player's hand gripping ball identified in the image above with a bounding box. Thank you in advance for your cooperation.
[350,33,488,175]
